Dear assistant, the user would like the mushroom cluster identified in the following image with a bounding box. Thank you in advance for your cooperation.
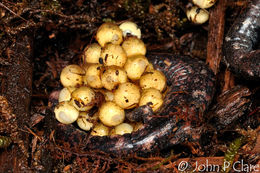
[186,0,218,24]
[54,21,166,136]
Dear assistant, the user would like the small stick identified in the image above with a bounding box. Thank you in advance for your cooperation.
[0,2,28,22]
[222,69,235,92]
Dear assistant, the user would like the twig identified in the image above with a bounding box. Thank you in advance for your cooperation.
[23,126,43,142]
[222,69,235,92]
[0,2,28,22]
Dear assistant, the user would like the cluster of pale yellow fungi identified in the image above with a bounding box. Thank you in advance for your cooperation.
[54,21,166,136]
[186,0,218,24]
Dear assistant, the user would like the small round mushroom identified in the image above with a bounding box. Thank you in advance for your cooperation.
[83,64,103,88]
[114,123,133,135]
[82,43,102,64]
[58,88,72,102]
[91,123,109,136]
[139,70,166,92]
[192,0,217,9]
[114,82,141,109]
[96,22,123,47]
[119,21,141,39]
[60,65,85,87]
[76,112,95,131]
[99,101,125,127]
[122,37,146,57]
[101,66,128,90]
[71,86,95,111]
[101,43,127,67]
[124,55,149,80]
[54,102,79,124]
[139,88,164,112]
[186,6,209,24]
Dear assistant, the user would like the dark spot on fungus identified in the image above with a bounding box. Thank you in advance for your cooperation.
[125,99,129,103]
[74,100,82,108]
[115,70,119,76]
[99,57,103,64]
[196,8,201,14]
[105,54,108,62]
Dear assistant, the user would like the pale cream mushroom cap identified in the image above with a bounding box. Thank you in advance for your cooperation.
[101,66,128,90]
[77,112,95,131]
[124,55,149,80]
[71,86,95,111]
[186,6,209,24]
[119,21,141,39]
[58,88,72,102]
[114,123,133,135]
[139,88,164,112]
[139,70,166,92]
[91,123,109,136]
[101,43,127,67]
[83,64,103,88]
[99,101,125,127]
[83,43,101,64]
[122,37,146,57]
[96,22,123,47]
[54,101,79,124]
[114,82,141,109]
[192,0,217,9]
[60,65,85,87]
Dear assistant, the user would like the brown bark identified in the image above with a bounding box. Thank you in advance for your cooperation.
[206,0,227,74]
[0,32,33,172]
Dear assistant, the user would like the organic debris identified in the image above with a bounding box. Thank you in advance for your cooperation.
[0,0,259,172]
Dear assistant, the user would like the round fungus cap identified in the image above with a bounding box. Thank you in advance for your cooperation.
[96,22,123,47]
[119,21,141,38]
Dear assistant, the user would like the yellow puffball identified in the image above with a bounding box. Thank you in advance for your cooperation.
[124,55,149,80]
[82,43,101,64]
[114,123,133,135]
[71,86,95,111]
[101,43,127,67]
[54,102,79,124]
[114,82,141,109]
[99,101,125,127]
[91,123,109,136]
[122,37,146,57]
[60,65,85,87]
[96,23,123,47]
[139,70,166,92]
[139,88,164,112]
[83,64,103,88]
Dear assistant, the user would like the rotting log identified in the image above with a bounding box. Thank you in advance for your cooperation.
[0,32,33,172]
